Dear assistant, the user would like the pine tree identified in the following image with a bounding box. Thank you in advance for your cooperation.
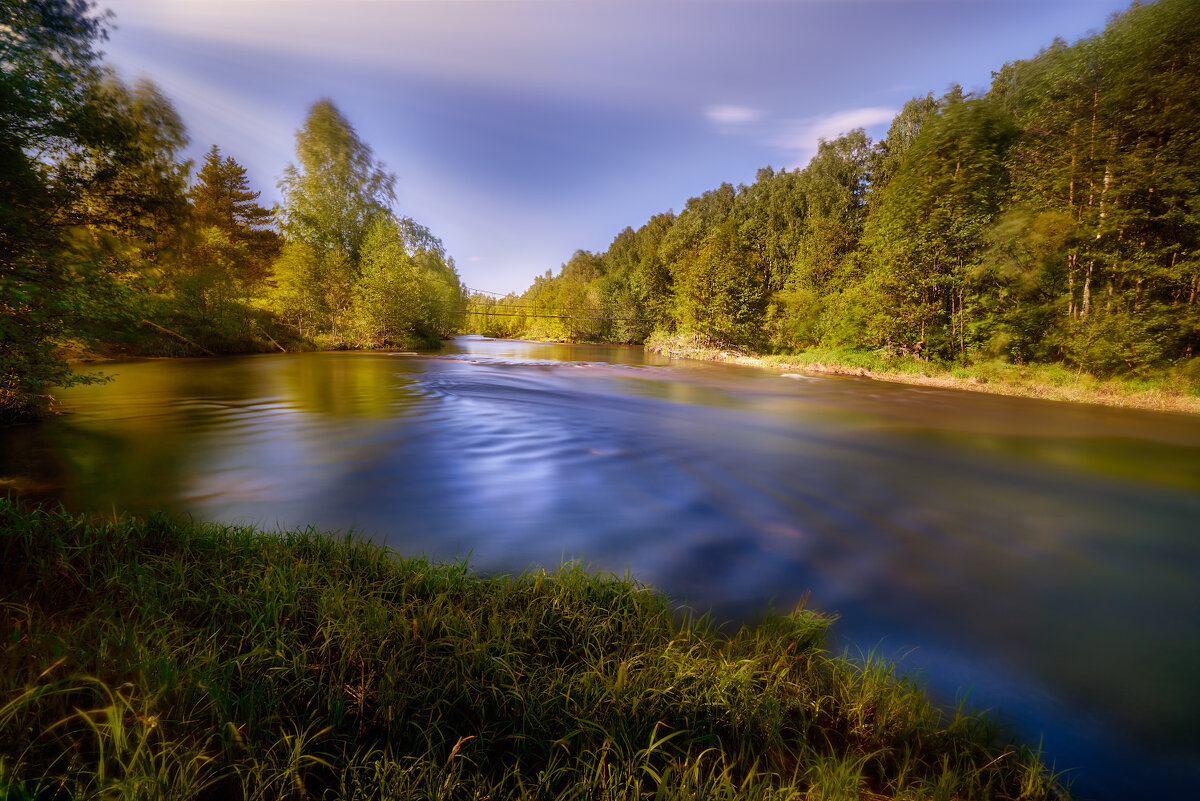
[190,145,278,284]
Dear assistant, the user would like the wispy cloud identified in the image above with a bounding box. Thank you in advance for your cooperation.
[704,104,763,126]
[109,0,738,107]
[775,106,895,167]
[702,103,896,170]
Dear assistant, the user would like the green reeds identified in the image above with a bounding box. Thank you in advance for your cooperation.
[0,499,1070,799]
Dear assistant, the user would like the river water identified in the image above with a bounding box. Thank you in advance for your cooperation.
[3,336,1199,799]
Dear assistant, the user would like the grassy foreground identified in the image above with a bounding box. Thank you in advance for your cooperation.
[0,500,1068,800]
[646,334,1200,415]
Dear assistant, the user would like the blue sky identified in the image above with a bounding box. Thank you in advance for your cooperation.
[99,0,1124,294]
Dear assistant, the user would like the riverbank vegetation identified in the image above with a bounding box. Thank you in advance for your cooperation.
[9,0,1199,423]
[1,1,464,423]
[471,0,1200,406]
[648,333,1200,414]
[0,499,1068,800]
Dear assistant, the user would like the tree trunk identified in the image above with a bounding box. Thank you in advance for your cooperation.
[1069,119,1078,211]
[1097,166,1112,240]
[1068,251,1078,317]
[959,286,966,360]
[1083,261,1093,317]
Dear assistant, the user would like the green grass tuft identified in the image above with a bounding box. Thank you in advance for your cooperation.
[0,499,1070,799]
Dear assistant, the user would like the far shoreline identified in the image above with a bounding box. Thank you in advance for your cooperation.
[645,336,1200,416]
[63,333,1200,417]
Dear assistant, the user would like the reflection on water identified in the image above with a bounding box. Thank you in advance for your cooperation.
[4,336,1200,800]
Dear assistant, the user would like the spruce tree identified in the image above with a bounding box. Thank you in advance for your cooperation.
[190,145,278,283]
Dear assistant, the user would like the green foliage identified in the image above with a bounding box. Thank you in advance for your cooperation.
[1,4,298,414]
[870,93,940,193]
[189,144,279,287]
[0,7,460,416]
[277,99,395,263]
[271,100,463,347]
[675,220,767,346]
[862,89,1019,360]
[353,216,459,347]
[0,500,1068,800]
[1,0,113,420]
[489,0,1200,384]
[79,75,192,263]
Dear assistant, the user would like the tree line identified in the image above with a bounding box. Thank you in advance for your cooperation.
[474,0,1199,380]
[1,0,463,422]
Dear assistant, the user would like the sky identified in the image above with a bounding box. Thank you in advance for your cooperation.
[96,0,1126,295]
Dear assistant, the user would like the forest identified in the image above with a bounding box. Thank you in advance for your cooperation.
[469,0,1200,385]
[1,0,464,422]
[5,0,1200,423]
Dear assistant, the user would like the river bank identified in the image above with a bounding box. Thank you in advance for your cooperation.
[67,327,1200,416]
[0,499,1068,800]
[646,334,1200,415]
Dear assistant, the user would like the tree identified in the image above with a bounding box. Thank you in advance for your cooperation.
[674,219,765,346]
[994,0,1200,370]
[862,90,1018,359]
[772,130,874,346]
[273,100,396,339]
[276,99,394,261]
[85,77,189,244]
[271,99,462,346]
[190,145,278,284]
[870,93,940,194]
[352,216,422,345]
[76,74,192,290]
[1,0,112,420]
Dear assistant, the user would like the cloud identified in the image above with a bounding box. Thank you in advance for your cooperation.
[704,104,763,126]
[107,1,711,106]
[776,106,895,168]
[105,0,815,115]
[700,103,896,171]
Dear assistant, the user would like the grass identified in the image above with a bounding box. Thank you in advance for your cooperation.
[646,334,1200,415]
[0,499,1069,800]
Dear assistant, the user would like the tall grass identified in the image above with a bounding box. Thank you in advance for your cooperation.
[0,500,1069,799]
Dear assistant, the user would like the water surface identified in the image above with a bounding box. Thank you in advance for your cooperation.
[4,336,1199,800]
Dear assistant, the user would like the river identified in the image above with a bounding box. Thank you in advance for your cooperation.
[3,336,1199,799]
